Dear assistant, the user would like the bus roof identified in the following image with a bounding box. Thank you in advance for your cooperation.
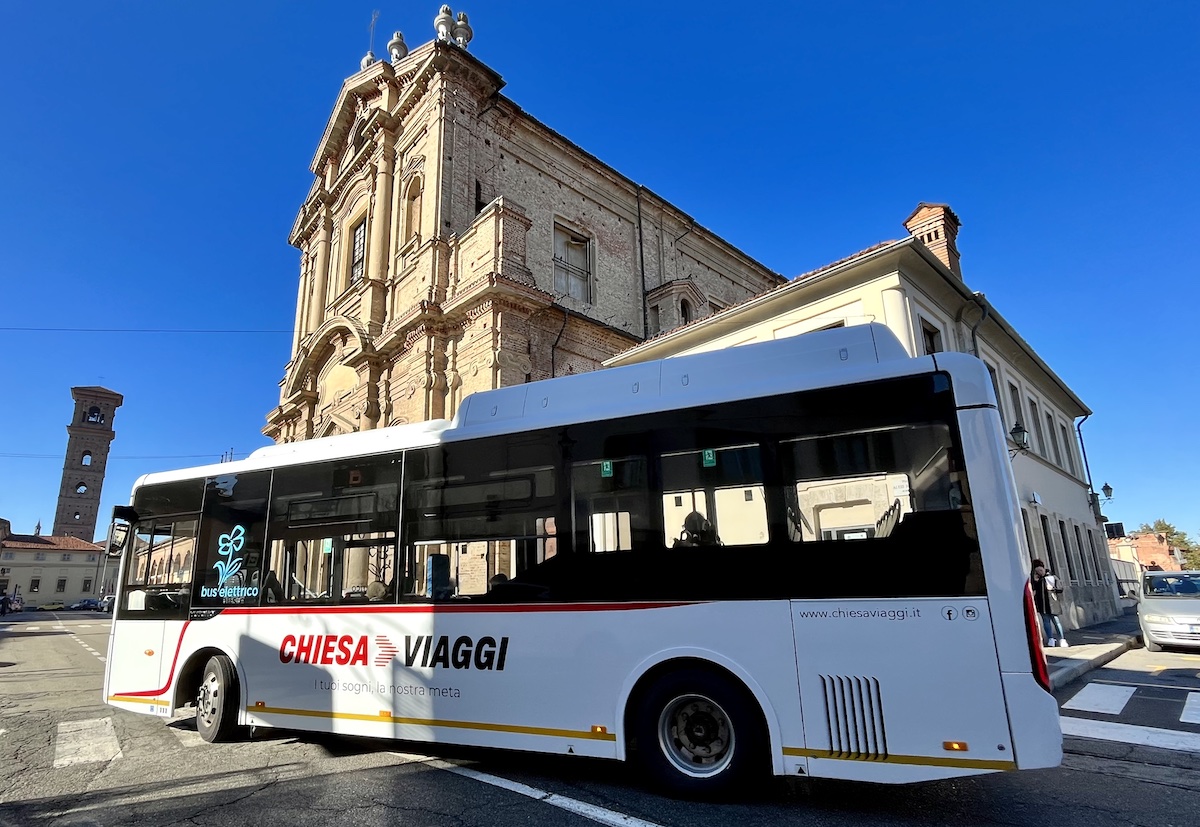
[129,323,955,492]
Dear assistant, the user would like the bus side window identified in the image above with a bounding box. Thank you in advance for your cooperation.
[571,457,649,554]
[660,446,767,548]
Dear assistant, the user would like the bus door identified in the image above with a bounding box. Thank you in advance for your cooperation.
[108,518,195,711]
[783,427,1014,782]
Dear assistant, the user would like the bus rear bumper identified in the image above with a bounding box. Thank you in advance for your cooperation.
[1001,672,1062,769]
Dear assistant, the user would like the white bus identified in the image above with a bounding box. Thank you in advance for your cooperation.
[102,323,1060,797]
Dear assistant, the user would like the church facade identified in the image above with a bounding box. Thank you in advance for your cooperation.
[265,20,784,442]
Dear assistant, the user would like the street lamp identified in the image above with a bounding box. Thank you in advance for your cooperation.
[1100,482,1114,503]
[1008,422,1031,458]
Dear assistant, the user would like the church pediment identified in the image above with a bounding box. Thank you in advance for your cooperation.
[310,59,395,175]
[646,278,708,308]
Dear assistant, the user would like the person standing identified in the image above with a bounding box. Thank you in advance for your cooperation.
[1031,559,1068,647]
[0,593,9,617]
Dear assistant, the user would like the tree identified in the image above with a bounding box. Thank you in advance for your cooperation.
[1136,520,1198,568]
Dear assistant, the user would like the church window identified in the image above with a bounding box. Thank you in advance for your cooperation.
[85,406,104,424]
[76,482,88,495]
[81,452,92,466]
[553,224,592,302]
[349,218,367,284]
[681,299,692,325]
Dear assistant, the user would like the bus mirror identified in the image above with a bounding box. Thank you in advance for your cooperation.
[108,522,131,556]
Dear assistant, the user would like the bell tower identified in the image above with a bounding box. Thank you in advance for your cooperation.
[52,386,123,541]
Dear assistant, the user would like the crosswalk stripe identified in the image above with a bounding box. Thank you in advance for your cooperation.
[53,717,122,768]
[1063,683,1137,715]
[1061,716,1200,753]
[1181,692,1200,725]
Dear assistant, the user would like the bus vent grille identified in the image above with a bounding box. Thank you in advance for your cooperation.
[819,674,887,760]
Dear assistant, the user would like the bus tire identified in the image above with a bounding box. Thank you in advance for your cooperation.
[196,655,240,743]
[631,668,765,799]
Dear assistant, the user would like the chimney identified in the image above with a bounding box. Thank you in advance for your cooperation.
[904,203,962,278]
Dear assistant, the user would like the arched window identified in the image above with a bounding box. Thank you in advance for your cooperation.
[405,176,423,244]
[81,452,92,466]
[76,482,88,495]
[85,406,104,424]
[681,299,692,325]
[72,512,81,521]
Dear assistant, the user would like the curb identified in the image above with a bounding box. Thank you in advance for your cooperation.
[1049,636,1139,690]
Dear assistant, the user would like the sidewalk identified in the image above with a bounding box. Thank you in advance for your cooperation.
[1047,610,1142,690]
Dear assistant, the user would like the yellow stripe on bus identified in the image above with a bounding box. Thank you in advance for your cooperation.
[783,747,1014,772]
[247,705,618,742]
[109,695,170,706]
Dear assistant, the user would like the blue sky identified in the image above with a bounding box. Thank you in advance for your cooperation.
[1,2,1197,543]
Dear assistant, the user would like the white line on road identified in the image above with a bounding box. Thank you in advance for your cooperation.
[1061,716,1200,752]
[1063,683,1137,715]
[53,717,122,768]
[1181,692,1200,725]
[391,753,664,827]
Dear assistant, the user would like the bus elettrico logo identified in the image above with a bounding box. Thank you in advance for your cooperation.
[279,633,510,671]
[200,524,260,599]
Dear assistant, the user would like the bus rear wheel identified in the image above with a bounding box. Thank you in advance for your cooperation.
[632,668,765,799]
[196,655,240,743]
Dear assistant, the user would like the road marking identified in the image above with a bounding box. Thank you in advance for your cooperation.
[1182,693,1200,725]
[1063,683,1137,715]
[1061,716,1200,752]
[392,753,663,827]
[53,717,122,768]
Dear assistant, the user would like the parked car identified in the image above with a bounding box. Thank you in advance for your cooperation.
[1137,570,1200,652]
[37,600,66,611]
[100,594,115,613]
[69,598,101,610]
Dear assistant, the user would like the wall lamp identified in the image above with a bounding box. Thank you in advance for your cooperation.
[1008,422,1031,458]
[1100,482,1114,503]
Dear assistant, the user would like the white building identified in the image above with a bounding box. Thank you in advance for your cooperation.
[0,518,108,609]
[607,203,1119,630]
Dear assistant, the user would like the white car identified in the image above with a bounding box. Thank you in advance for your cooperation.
[1137,570,1200,652]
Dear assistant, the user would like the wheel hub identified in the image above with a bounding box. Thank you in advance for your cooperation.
[659,694,734,777]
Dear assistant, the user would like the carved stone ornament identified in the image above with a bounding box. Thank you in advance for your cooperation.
[452,12,473,48]
[387,31,408,63]
[435,5,454,42]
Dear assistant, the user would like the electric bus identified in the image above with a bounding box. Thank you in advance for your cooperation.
[102,322,1061,797]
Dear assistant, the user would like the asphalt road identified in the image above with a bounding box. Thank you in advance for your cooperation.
[3,612,1200,827]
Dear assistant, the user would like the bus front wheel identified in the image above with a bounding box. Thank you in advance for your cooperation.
[632,668,765,799]
[196,655,240,743]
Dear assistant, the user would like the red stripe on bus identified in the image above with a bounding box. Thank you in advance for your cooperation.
[221,601,700,616]
[112,620,191,698]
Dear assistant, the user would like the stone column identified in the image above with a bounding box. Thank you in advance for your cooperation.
[308,213,333,333]
[881,286,916,356]
[368,145,394,283]
[292,252,309,352]
[363,142,395,333]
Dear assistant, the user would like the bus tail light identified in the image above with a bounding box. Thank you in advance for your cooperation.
[1023,579,1052,693]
